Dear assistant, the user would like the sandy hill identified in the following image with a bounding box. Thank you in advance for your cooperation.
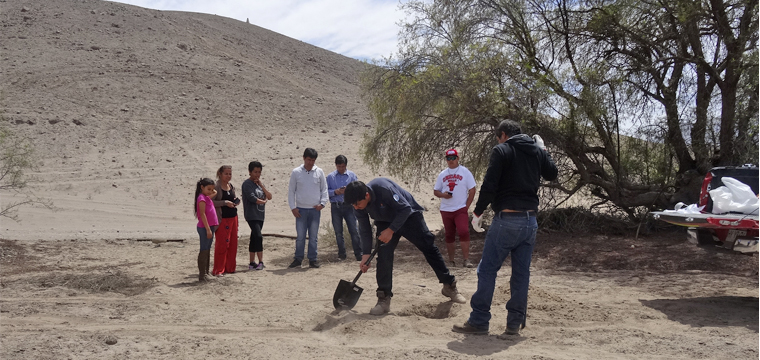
[1,0,430,240]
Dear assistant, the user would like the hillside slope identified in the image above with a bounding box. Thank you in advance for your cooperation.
[0,0,390,240]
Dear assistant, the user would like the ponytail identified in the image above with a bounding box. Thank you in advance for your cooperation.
[194,178,215,215]
[216,165,231,180]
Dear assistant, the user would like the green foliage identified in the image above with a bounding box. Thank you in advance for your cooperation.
[360,2,543,182]
[360,0,758,220]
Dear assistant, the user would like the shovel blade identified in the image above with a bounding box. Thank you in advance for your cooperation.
[333,279,364,310]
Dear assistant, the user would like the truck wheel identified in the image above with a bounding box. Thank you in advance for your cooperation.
[688,228,716,246]
[695,229,715,246]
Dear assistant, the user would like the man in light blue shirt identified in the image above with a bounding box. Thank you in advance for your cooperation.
[287,148,329,269]
[326,155,362,261]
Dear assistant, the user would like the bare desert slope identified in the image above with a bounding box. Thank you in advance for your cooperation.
[0,0,406,240]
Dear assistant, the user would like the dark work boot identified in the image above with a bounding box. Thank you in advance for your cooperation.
[370,290,391,315]
[452,321,488,335]
[288,259,302,268]
[497,320,526,339]
[442,280,466,303]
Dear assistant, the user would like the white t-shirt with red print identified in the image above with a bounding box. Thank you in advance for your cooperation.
[434,165,477,212]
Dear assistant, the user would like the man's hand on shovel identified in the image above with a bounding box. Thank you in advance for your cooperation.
[360,254,372,273]
[360,233,391,273]
[378,228,393,243]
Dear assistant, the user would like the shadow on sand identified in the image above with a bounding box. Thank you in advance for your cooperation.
[640,295,759,332]
[269,266,309,276]
[447,332,524,356]
[312,308,389,332]
[166,274,213,288]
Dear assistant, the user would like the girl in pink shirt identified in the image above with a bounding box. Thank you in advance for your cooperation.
[195,178,219,282]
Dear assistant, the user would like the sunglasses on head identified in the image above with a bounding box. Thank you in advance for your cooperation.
[446,156,458,161]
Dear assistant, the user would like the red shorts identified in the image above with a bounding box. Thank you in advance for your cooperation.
[440,207,470,244]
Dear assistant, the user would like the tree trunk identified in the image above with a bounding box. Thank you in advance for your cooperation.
[717,62,738,165]
[663,86,696,173]
[692,67,710,172]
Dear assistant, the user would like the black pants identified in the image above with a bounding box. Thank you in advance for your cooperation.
[247,220,264,253]
[375,212,455,297]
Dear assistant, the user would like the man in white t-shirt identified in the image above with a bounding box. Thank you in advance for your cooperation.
[433,149,477,268]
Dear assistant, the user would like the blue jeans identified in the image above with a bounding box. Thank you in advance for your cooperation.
[197,226,218,251]
[330,202,362,258]
[467,212,537,330]
[294,208,321,262]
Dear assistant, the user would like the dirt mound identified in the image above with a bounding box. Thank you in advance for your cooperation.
[397,302,461,319]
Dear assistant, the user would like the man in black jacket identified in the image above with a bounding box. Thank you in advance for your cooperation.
[453,119,558,338]
[344,178,466,315]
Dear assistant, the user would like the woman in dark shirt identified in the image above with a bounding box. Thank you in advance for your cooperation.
[212,165,240,276]
[241,161,272,270]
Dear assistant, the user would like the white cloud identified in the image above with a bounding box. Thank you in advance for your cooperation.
[111,0,403,60]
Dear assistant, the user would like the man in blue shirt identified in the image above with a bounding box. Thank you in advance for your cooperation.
[326,155,362,261]
[344,178,467,315]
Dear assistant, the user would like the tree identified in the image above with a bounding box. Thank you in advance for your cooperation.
[360,0,758,220]
[583,0,758,176]
[0,125,51,220]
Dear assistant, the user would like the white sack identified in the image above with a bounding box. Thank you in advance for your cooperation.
[663,202,704,214]
[709,177,759,214]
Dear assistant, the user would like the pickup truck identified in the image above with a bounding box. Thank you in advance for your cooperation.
[651,165,759,254]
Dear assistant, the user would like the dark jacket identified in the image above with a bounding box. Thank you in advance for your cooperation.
[354,177,424,253]
[474,134,558,214]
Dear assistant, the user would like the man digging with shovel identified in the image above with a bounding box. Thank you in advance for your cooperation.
[343,178,467,315]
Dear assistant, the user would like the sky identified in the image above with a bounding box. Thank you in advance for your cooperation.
[112,0,405,61]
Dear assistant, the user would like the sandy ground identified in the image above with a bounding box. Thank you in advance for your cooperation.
[0,0,758,359]
[1,232,758,360]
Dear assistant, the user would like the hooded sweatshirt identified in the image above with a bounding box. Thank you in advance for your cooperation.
[474,134,558,214]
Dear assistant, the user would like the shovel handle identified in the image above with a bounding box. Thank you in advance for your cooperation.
[351,242,382,284]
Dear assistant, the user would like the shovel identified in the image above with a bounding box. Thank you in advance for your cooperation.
[332,243,381,310]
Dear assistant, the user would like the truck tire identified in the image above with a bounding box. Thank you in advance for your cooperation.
[687,228,716,246]
[695,229,716,246]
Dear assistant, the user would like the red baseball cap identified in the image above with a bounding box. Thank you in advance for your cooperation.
[445,149,458,157]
